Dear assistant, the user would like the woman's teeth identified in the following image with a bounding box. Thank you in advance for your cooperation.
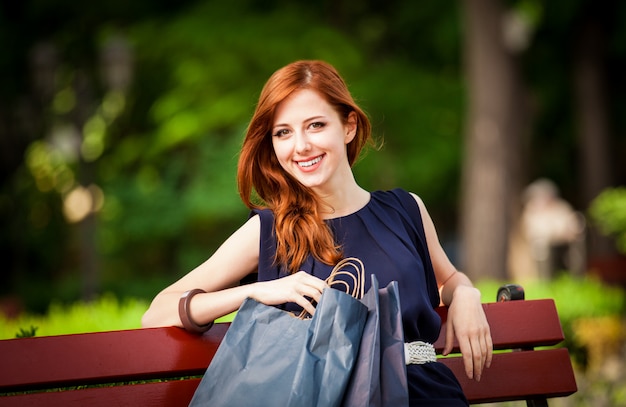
[299,156,322,167]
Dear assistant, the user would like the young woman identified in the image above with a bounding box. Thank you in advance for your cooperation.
[142,60,492,406]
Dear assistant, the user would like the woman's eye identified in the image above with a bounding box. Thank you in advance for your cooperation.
[273,129,289,137]
[309,122,325,130]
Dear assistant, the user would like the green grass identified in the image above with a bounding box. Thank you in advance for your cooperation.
[0,294,148,339]
[475,272,626,322]
[0,293,236,340]
[1,273,623,340]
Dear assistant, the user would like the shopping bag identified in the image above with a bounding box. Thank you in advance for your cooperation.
[188,260,369,407]
[342,275,409,406]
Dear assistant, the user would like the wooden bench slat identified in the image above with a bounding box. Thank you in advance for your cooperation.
[0,324,228,391]
[0,350,578,407]
[440,348,577,404]
[434,299,565,352]
[0,300,565,390]
[0,378,201,407]
[0,298,577,406]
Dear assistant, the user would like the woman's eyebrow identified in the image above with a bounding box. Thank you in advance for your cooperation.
[273,115,326,129]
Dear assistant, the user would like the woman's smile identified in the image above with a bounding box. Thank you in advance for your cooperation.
[271,89,356,191]
[296,154,325,170]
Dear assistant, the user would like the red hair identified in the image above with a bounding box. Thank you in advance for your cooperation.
[237,60,372,273]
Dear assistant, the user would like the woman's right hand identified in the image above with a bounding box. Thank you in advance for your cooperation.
[251,271,328,316]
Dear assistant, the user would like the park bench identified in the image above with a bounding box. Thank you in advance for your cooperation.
[0,288,577,406]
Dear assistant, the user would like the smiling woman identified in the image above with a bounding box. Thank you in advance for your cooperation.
[237,61,374,274]
[142,60,492,406]
[270,89,361,208]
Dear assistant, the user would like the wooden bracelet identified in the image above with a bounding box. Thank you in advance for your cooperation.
[178,289,214,334]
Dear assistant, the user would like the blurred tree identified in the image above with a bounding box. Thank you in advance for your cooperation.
[1,0,473,310]
[572,2,617,258]
[521,0,626,264]
[0,0,202,307]
[459,0,526,279]
[1,0,625,313]
[459,0,626,279]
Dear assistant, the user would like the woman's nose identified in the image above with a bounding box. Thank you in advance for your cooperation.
[294,132,310,154]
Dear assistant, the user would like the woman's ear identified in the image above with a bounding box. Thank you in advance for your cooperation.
[344,111,358,144]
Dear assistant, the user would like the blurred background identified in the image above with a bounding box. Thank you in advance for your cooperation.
[1,0,625,404]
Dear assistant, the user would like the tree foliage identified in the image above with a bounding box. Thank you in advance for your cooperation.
[1,0,624,309]
[1,0,466,308]
[589,188,626,255]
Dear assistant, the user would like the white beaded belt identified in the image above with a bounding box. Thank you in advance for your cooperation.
[404,341,437,365]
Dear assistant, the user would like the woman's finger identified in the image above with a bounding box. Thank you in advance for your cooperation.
[458,337,475,380]
[485,330,493,368]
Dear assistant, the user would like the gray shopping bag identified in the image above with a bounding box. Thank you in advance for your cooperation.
[342,275,409,406]
[189,285,368,407]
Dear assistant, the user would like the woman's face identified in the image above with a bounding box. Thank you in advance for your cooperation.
[271,89,357,194]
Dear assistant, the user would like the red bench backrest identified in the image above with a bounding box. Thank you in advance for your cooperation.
[0,299,577,406]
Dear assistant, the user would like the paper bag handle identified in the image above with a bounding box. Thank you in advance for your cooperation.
[324,257,365,300]
[297,257,365,319]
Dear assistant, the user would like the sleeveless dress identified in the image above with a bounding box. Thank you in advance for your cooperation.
[253,188,468,406]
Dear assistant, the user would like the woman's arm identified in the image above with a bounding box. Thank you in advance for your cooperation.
[141,215,261,328]
[141,215,328,329]
[410,193,493,381]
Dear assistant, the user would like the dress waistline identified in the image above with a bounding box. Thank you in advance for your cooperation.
[404,341,437,365]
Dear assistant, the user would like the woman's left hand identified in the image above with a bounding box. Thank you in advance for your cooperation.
[443,285,492,381]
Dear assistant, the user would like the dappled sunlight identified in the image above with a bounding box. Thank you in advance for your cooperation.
[26,139,76,194]
[81,115,107,162]
[62,184,104,223]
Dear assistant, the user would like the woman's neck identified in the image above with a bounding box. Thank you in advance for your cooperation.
[316,182,370,219]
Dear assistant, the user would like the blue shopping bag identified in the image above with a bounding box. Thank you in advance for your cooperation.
[342,275,409,406]
[188,284,368,407]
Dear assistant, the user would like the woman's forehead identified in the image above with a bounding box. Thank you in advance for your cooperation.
[273,89,335,126]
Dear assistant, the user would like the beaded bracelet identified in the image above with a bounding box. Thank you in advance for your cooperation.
[178,289,214,334]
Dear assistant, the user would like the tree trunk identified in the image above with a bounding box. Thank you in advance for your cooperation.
[73,70,100,301]
[459,0,523,280]
[572,18,614,259]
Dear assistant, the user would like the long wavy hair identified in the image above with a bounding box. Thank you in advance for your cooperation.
[237,60,372,274]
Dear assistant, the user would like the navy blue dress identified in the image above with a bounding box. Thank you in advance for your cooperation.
[253,188,468,406]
